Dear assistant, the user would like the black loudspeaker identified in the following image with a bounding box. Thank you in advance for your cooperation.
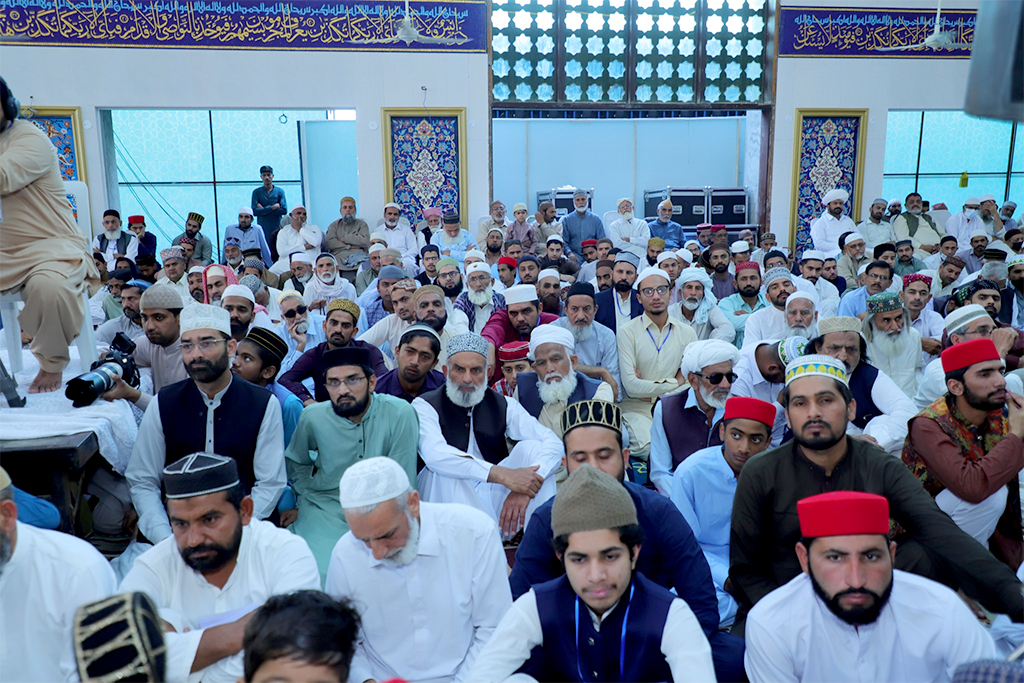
[964,0,1024,123]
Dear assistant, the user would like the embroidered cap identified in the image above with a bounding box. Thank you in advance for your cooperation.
[552,465,636,539]
[326,298,360,322]
[902,273,932,289]
[784,354,849,387]
[179,303,230,336]
[163,453,239,499]
[339,456,411,509]
[497,341,530,363]
[817,316,863,337]
[446,333,489,359]
[777,336,808,366]
[160,247,184,263]
[560,399,622,440]
[866,292,902,316]
[187,212,205,225]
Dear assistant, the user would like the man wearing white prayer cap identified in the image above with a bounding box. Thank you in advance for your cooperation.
[1000,200,1019,234]
[536,267,563,315]
[730,239,751,264]
[454,260,506,334]
[126,303,287,544]
[618,266,699,460]
[857,197,896,250]
[887,197,903,220]
[380,202,419,273]
[809,188,856,258]
[836,232,869,288]
[326,456,512,683]
[893,191,948,259]
[977,193,1007,240]
[945,197,985,250]
[649,339,740,494]
[607,196,652,260]
[413,333,564,537]
[221,282,274,341]
[794,249,840,317]
[512,324,614,437]
[784,288,820,340]
[223,203,273,267]
[187,264,207,303]
[668,268,736,343]
[279,250,314,293]
[272,204,320,276]
[481,283,560,379]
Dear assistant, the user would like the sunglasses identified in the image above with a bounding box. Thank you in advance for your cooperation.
[695,371,738,385]
[283,305,308,318]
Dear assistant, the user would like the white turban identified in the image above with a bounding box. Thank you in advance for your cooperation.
[222,284,255,304]
[656,251,678,265]
[617,197,632,209]
[339,457,411,509]
[844,232,864,244]
[680,339,740,376]
[290,252,313,265]
[677,268,713,289]
[299,226,322,248]
[538,268,560,282]
[888,198,901,207]
[528,324,575,360]
[822,188,849,205]
[969,228,989,240]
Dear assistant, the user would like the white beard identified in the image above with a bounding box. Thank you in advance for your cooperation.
[385,219,399,228]
[294,320,310,334]
[446,377,487,408]
[704,388,728,409]
[872,329,910,357]
[380,514,420,567]
[785,322,817,339]
[538,369,578,405]
[297,271,312,283]
[104,228,121,241]
[317,270,337,285]
[682,297,701,311]
[227,255,242,266]
[569,322,594,342]
[468,286,493,307]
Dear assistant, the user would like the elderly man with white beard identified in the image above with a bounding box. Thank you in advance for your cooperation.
[649,340,740,496]
[784,288,820,340]
[863,292,922,398]
[513,325,614,437]
[414,334,564,538]
[454,261,507,333]
[303,253,357,312]
[380,202,419,273]
[668,269,736,343]
[327,457,512,683]
[551,282,621,400]
[276,290,326,373]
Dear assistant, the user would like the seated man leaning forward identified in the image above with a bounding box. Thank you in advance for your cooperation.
[326,457,512,683]
[469,464,716,683]
[745,491,997,683]
[120,453,320,682]
[413,333,564,538]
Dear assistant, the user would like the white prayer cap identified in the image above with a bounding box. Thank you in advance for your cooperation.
[528,324,575,359]
[730,240,750,254]
[466,261,491,276]
[680,339,740,376]
[504,284,539,305]
[1008,253,1024,267]
[778,247,792,257]
[290,203,306,212]
[383,202,402,211]
[857,263,871,277]
[617,197,632,208]
[277,289,304,305]
[676,249,693,264]
[512,202,528,212]
[189,266,206,275]
[290,251,313,264]
[821,188,849,205]
[677,268,713,288]
[786,287,819,309]
[944,303,990,334]
[299,226,322,247]
[964,197,980,205]
[339,457,411,510]
[969,228,989,240]
[370,231,388,243]
[844,232,865,244]
[205,265,227,279]
[487,226,505,236]
[656,251,677,265]
[801,249,826,262]
[683,239,701,250]
[238,205,254,216]
[222,284,255,304]
[869,198,887,207]
[1003,200,1018,209]
[978,194,997,203]
[887,198,901,207]
[369,244,386,254]
[538,268,560,283]
[180,303,230,336]
[635,266,671,288]
[465,249,486,261]
[546,234,565,244]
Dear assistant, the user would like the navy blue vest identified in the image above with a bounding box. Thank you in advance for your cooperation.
[848,363,881,429]
[659,389,724,468]
[419,386,510,465]
[518,573,675,682]
[516,371,601,420]
[157,376,272,491]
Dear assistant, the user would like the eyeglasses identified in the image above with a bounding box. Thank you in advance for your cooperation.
[180,339,228,353]
[964,325,996,338]
[438,271,459,280]
[283,305,308,319]
[468,274,490,285]
[639,285,670,297]
[325,375,367,389]
[695,371,738,385]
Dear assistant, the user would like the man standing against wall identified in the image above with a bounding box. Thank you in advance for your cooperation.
[252,165,288,243]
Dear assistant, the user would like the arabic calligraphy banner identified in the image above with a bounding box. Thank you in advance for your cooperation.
[0,0,486,52]
[779,5,975,58]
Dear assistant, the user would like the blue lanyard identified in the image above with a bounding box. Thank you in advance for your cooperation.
[574,582,634,682]
[646,326,672,354]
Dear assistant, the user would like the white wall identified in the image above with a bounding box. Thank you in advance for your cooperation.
[0,46,490,237]
[769,0,978,247]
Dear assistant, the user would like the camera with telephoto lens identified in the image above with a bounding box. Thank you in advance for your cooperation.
[65,332,140,407]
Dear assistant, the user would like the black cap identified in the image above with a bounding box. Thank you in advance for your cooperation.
[518,254,540,267]
[323,346,372,371]
[109,268,134,282]
[566,282,596,301]
[163,453,239,499]
[421,244,440,256]
[442,212,460,224]
[103,209,120,220]
[135,253,157,267]
[244,326,289,365]
[260,165,273,174]
[873,242,896,259]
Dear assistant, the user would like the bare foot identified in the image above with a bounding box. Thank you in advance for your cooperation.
[28,369,62,393]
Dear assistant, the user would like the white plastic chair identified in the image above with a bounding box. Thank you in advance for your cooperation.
[602,210,620,230]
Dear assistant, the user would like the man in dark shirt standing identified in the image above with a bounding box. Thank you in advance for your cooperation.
[729,353,1024,632]
[252,165,288,243]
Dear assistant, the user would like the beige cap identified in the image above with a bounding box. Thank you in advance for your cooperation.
[552,465,637,538]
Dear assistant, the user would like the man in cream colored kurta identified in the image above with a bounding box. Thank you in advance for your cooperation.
[0,88,100,392]
[618,267,698,459]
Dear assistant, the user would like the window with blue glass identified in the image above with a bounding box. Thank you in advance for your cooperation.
[491,0,768,105]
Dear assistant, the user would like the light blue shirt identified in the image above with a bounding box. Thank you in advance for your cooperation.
[277,312,327,375]
[270,381,304,446]
[223,222,273,266]
[560,210,606,256]
[551,317,621,401]
[649,390,724,496]
[718,292,769,349]
[837,285,869,317]
[670,445,738,627]
[431,229,477,268]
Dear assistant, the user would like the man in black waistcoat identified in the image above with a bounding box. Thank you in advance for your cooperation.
[413,333,564,538]
[126,303,286,545]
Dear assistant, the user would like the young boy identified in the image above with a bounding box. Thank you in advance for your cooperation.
[491,340,531,396]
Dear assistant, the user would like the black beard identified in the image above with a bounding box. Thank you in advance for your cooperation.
[487,244,502,254]
[540,294,561,314]
[181,517,243,573]
[613,280,632,293]
[186,352,229,383]
[419,312,447,332]
[809,563,892,625]
[332,391,371,418]
[647,255,657,266]
[964,385,1005,412]
[793,419,845,451]
[440,280,463,298]
[714,263,729,273]
[739,285,759,297]
[191,289,205,302]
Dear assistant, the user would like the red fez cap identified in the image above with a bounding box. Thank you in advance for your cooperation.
[127,215,145,225]
[735,260,760,274]
[497,341,529,363]
[723,397,776,428]
[581,239,598,247]
[696,223,713,229]
[798,491,890,538]
[710,224,727,232]
[498,256,518,269]
[941,338,1001,374]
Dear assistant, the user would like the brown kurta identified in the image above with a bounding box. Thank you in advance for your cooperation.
[0,119,100,372]
[324,217,369,263]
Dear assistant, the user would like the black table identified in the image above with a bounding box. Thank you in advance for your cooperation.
[0,431,99,533]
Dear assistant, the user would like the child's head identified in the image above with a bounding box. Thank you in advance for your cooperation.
[242,591,360,683]
[497,341,531,390]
